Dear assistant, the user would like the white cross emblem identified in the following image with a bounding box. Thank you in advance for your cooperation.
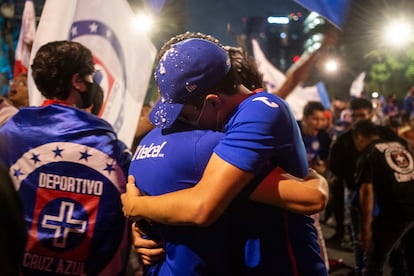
[41,201,87,248]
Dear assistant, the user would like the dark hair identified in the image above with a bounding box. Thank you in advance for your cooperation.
[303,101,325,118]
[156,32,223,65]
[352,119,380,138]
[224,46,263,91]
[350,98,372,112]
[90,84,104,115]
[213,45,267,98]
[31,41,95,100]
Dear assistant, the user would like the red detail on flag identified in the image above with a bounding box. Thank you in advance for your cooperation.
[93,56,115,117]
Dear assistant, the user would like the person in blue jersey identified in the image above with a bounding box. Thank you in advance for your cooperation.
[128,34,328,275]
[0,41,131,275]
[123,36,328,275]
[298,101,333,270]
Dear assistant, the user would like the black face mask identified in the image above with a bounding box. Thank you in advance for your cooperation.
[79,80,101,109]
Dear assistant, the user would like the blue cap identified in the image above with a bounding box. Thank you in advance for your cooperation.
[150,38,231,129]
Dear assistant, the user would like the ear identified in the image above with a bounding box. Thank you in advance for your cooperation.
[205,94,221,109]
[71,73,86,92]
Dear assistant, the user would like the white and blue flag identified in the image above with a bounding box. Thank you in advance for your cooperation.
[28,0,156,147]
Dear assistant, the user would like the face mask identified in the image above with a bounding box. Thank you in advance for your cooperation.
[79,80,101,109]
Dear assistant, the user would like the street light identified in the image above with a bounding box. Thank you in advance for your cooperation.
[133,12,154,33]
[383,20,412,47]
[324,58,339,73]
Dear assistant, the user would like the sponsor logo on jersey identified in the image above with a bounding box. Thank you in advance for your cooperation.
[133,141,167,160]
[252,96,279,108]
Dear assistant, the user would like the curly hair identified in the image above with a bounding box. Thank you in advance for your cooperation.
[224,46,263,91]
[31,41,95,100]
[155,32,223,64]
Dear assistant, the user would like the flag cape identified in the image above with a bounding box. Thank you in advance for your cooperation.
[14,0,36,77]
[0,105,130,275]
[294,0,352,29]
[28,0,156,147]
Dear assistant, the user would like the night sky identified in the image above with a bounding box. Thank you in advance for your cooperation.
[184,0,306,46]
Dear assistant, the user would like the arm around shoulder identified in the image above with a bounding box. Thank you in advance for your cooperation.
[249,168,329,215]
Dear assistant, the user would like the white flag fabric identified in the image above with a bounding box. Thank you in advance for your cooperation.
[28,0,156,147]
[251,39,286,93]
[286,82,331,121]
[349,71,366,98]
[14,0,36,77]
[251,38,331,120]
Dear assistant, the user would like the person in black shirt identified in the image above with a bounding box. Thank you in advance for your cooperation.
[353,119,414,275]
[328,97,407,275]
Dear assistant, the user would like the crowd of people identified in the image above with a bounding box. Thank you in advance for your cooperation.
[0,29,413,276]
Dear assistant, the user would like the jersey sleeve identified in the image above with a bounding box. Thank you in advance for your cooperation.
[214,93,308,177]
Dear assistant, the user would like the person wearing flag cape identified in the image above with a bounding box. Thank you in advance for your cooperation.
[0,40,131,275]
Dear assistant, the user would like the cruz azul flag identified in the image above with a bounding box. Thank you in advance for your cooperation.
[28,0,156,147]
[14,0,36,77]
[294,0,352,29]
[0,105,131,275]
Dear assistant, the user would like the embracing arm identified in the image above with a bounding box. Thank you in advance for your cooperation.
[121,152,328,226]
[122,153,255,226]
[249,168,329,215]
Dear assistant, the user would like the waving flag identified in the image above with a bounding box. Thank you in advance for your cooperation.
[13,0,36,77]
[286,82,331,120]
[28,0,156,147]
[251,39,286,93]
[252,38,330,120]
[294,0,352,29]
[349,71,366,98]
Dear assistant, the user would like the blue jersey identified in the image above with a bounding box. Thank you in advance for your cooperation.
[215,91,327,275]
[128,124,230,275]
[0,104,131,275]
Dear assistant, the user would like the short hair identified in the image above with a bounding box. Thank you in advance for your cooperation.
[352,119,380,138]
[156,32,223,65]
[303,101,325,118]
[31,41,95,100]
[350,98,372,112]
